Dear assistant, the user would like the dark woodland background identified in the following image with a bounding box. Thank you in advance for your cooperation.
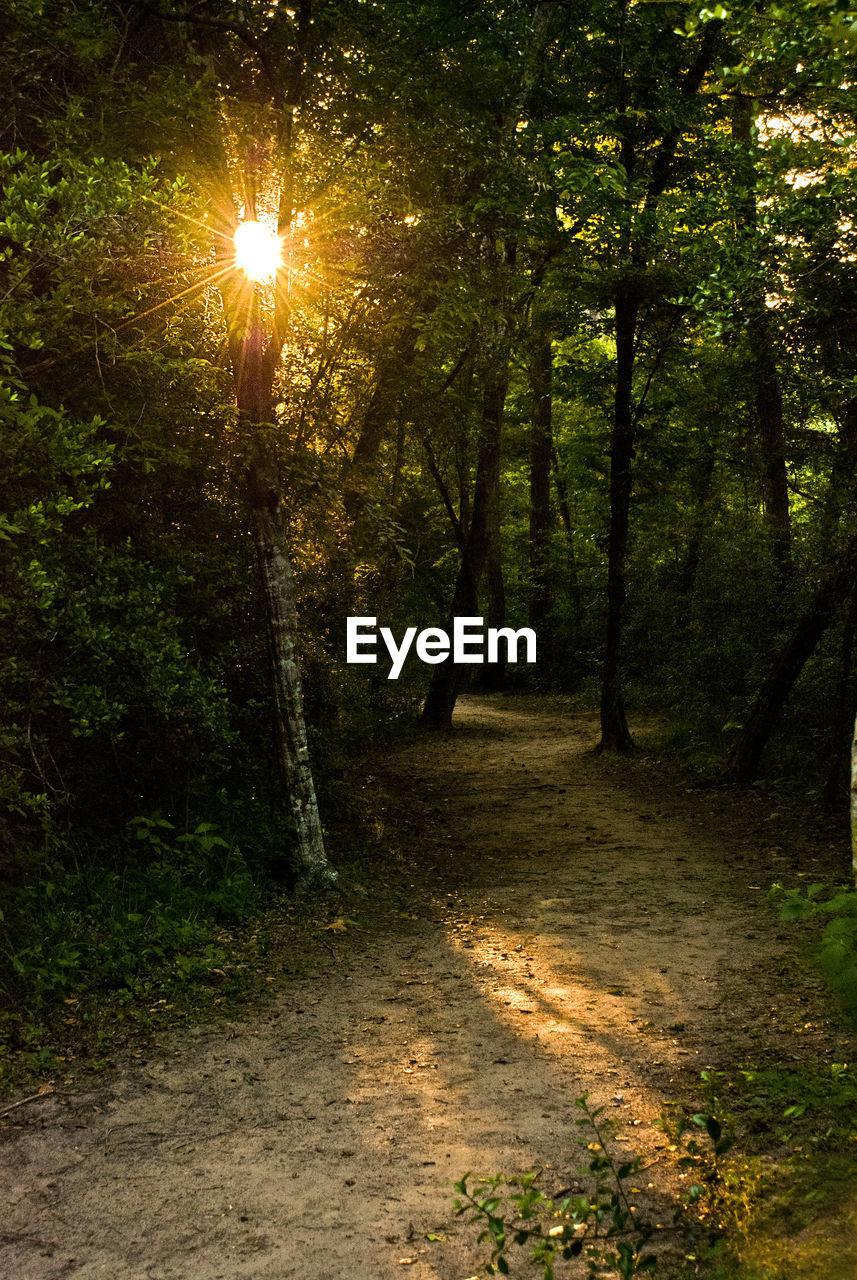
[3,0,857,1049]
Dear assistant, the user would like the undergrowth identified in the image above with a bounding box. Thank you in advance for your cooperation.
[455,1057,857,1280]
[686,1061,857,1279]
[0,816,324,1092]
[453,1092,730,1279]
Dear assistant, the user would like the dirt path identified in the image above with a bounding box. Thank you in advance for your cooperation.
[0,697,846,1279]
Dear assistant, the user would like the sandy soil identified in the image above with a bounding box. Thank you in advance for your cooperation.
[0,696,849,1279]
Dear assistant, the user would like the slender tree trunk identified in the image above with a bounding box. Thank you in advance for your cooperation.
[483,382,507,691]
[233,305,333,884]
[482,475,507,691]
[596,19,720,749]
[344,319,427,520]
[733,96,791,582]
[248,446,330,884]
[754,343,791,579]
[595,19,719,751]
[851,710,857,883]
[420,4,556,725]
[529,325,553,641]
[421,366,506,728]
[552,446,581,618]
[725,537,857,785]
[599,285,638,753]
[676,446,716,603]
[196,20,333,885]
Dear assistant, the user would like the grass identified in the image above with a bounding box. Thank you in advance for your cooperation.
[669,1062,857,1279]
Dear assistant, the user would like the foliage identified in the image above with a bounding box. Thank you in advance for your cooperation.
[0,818,257,1014]
[454,1093,657,1279]
[771,882,857,1014]
[2,0,857,1061]
[679,1063,857,1278]
[455,1061,857,1279]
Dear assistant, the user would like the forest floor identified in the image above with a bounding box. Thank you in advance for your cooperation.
[2,695,856,1280]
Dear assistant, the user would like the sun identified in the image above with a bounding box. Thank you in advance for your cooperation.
[234,219,282,281]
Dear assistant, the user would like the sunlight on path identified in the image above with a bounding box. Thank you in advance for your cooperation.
[0,696,828,1280]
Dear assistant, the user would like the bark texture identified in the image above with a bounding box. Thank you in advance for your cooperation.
[210,182,334,884]
[236,318,334,884]
[249,448,330,883]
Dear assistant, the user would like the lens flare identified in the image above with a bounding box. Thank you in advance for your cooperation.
[234,219,282,281]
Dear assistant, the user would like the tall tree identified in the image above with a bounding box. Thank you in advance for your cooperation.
[528,320,554,643]
[128,0,338,882]
[598,12,723,752]
[731,95,792,582]
[421,1,557,728]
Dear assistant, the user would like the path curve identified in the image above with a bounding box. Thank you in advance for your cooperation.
[0,697,837,1279]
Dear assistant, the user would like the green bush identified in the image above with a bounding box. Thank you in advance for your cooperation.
[0,818,258,1011]
[771,882,857,1015]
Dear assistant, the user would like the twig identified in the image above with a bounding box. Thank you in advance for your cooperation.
[0,1086,55,1119]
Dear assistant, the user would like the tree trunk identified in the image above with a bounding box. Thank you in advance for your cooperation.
[421,365,506,729]
[677,447,716,600]
[197,22,333,886]
[596,19,720,750]
[599,285,638,753]
[754,337,791,580]
[529,326,553,641]
[851,709,857,883]
[732,96,791,582]
[248,446,331,884]
[235,305,334,884]
[420,2,556,725]
[725,537,857,785]
[482,490,507,690]
[551,446,581,619]
[344,319,427,521]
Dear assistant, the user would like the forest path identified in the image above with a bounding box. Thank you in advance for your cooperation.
[0,696,843,1280]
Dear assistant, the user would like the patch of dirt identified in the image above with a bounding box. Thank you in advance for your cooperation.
[1,696,852,1279]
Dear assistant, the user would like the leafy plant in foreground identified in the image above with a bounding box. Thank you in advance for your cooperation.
[453,1093,657,1279]
[654,1083,737,1267]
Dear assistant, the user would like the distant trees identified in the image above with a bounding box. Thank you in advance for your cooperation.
[3,0,857,896]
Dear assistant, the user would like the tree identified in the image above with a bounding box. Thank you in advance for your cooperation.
[725,538,857,785]
[122,0,342,882]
